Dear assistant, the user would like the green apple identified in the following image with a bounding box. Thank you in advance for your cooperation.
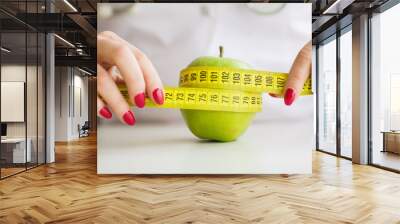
[180,47,256,142]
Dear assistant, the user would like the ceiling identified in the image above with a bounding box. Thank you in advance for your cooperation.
[0,0,97,73]
[311,0,392,44]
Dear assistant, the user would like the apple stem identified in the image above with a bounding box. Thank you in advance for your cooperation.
[219,46,224,58]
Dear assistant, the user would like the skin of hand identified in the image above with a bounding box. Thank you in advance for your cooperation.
[269,41,312,106]
[97,31,164,126]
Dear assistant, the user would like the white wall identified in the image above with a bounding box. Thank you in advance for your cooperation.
[54,67,89,141]
[72,74,89,138]
[1,64,46,164]
[54,66,70,141]
[1,82,25,122]
[1,66,26,130]
[1,65,40,138]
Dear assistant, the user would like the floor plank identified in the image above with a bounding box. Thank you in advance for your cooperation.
[0,134,400,224]
[373,151,400,171]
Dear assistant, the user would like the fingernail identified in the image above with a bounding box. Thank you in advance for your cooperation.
[152,88,164,105]
[122,111,136,126]
[284,88,296,106]
[99,107,112,119]
[134,92,145,108]
[269,93,278,98]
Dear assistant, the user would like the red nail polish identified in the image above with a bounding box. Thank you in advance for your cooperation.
[284,88,296,106]
[152,88,164,105]
[99,107,112,119]
[134,92,145,108]
[122,111,136,126]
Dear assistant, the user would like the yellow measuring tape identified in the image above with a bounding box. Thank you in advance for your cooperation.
[119,66,313,112]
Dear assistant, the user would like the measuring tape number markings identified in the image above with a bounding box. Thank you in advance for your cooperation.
[119,66,313,113]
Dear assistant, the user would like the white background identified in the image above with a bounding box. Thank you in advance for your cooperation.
[1,82,24,122]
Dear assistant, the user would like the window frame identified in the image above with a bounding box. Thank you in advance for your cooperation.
[367,1,400,173]
[315,24,352,160]
[0,0,47,180]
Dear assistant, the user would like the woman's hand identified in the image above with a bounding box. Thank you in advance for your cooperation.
[270,41,311,106]
[97,31,164,125]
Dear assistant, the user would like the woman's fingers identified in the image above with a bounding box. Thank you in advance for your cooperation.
[97,64,136,126]
[284,41,312,106]
[98,34,146,108]
[99,31,164,106]
[140,53,164,105]
[97,97,112,119]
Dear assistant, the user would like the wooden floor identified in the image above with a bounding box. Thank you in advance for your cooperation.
[1,135,400,224]
[1,163,44,178]
[373,150,400,171]
[1,167,26,178]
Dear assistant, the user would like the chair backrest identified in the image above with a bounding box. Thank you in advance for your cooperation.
[82,121,90,129]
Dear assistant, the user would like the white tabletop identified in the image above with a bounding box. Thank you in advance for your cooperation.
[98,96,314,174]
